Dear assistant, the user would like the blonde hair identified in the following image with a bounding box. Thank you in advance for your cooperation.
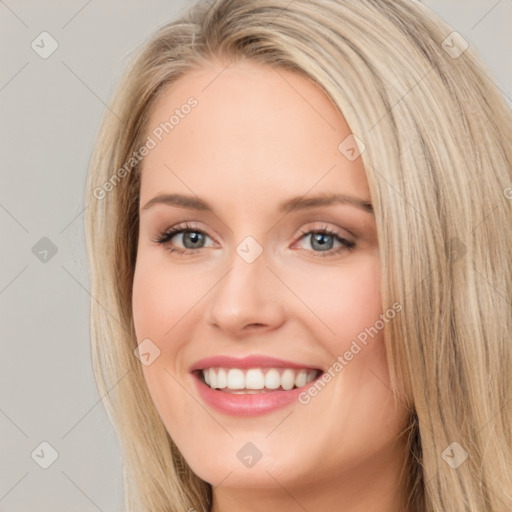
[84,0,512,510]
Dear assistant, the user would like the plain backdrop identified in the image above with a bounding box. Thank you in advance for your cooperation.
[1,1,511,511]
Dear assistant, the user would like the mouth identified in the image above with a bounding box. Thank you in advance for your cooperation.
[189,355,326,415]
[194,367,324,394]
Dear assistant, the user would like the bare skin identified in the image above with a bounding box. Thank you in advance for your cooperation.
[132,57,410,512]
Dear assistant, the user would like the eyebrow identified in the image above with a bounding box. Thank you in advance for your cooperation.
[141,192,373,214]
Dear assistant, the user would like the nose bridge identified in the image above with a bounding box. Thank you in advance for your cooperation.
[206,237,285,334]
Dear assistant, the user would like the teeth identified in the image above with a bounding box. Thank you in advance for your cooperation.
[295,370,307,388]
[206,368,213,388]
[281,369,295,390]
[246,368,265,389]
[217,368,227,388]
[201,367,320,391]
[265,368,281,389]
[227,369,244,389]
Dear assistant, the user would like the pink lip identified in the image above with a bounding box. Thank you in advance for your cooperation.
[190,370,323,416]
[189,354,324,416]
[189,354,322,372]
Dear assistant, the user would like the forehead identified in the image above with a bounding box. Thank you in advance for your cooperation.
[139,58,370,211]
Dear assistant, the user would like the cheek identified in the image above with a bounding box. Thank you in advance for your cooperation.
[131,259,200,432]
[282,252,382,342]
[131,255,205,341]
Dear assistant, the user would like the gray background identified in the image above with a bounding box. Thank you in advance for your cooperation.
[0,1,510,511]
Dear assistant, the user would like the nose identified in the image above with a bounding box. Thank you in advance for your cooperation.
[206,247,286,337]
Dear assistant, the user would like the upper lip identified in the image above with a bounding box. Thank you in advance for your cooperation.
[189,355,323,372]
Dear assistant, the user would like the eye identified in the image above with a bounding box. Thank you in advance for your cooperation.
[151,222,215,255]
[152,222,356,257]
[294,225,356,257]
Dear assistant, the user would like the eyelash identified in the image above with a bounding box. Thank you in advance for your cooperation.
[152,222,356,257]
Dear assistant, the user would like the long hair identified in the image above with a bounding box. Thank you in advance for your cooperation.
[84,1,512,510]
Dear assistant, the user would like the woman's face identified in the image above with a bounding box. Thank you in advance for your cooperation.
[132,58,409,506]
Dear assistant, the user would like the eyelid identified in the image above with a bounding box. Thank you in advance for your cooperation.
[292,223,355,252]
[293,221,353,242]
[151,221,217,246]
[153,221,355,256]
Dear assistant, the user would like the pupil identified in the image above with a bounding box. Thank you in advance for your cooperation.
[312,233,333,251]
[184,231,204,248]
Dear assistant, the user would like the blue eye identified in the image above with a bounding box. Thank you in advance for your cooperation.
[297,227,356,256]
[152,223,356,257]
[152,222,213,255]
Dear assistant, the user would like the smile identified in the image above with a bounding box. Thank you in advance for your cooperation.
[200,367,321,393]
[189,354,325,415]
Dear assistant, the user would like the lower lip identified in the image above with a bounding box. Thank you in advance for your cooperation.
[191,371,322,416]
